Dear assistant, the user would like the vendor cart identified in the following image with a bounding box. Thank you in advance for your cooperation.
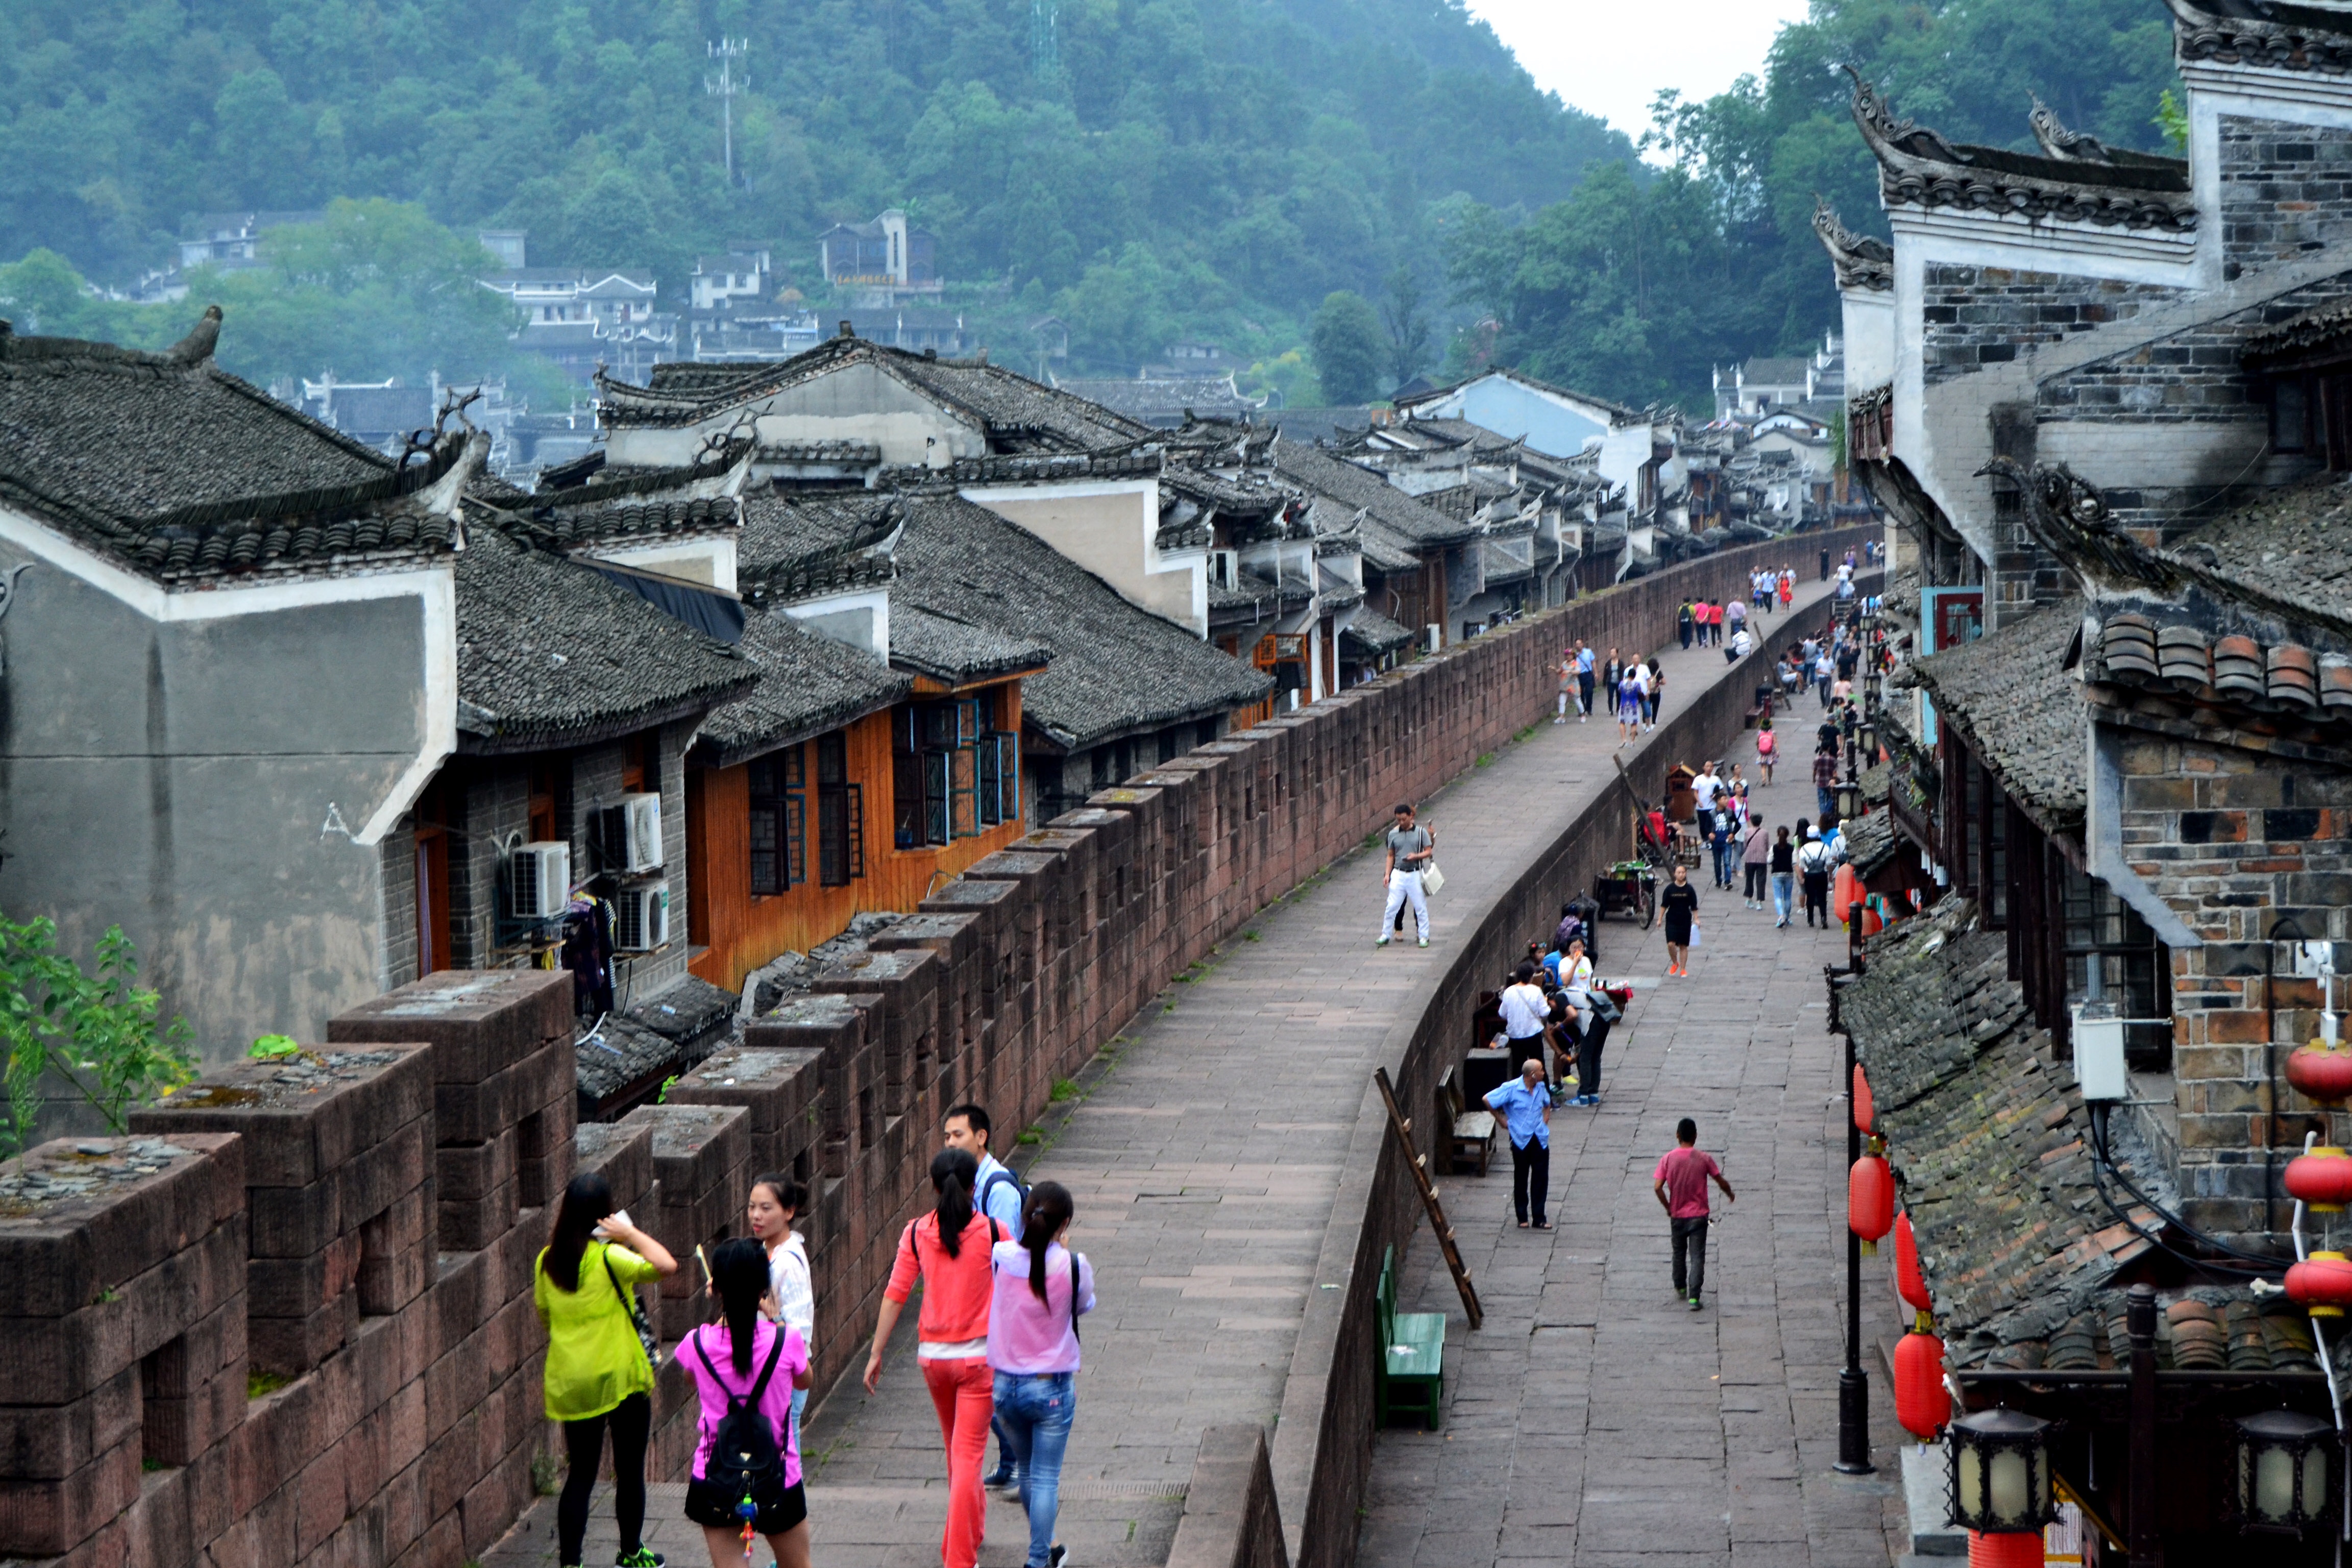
[1594,858,1657,928]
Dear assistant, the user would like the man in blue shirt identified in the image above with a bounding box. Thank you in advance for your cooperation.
[1484,1056,1553,1230]
[944,1103,1028,1489]
[1574,641,1596,723]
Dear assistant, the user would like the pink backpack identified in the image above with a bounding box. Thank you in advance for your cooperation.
[1756,729,1776,757]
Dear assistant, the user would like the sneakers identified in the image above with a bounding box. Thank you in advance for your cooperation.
[617,1550,666,1568]
[985,1464,1019,1491]
[1048,1547,1070,1568]
[1376,936,1391,947]
[1688,1297,1703,1312]
[1417,938,1430,948]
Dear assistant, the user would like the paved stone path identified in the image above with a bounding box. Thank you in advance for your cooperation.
[490,574,1903,1568]
[1355,874,1910,1568]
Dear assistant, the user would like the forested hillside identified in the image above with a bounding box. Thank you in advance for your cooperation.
[0,0,2187,412]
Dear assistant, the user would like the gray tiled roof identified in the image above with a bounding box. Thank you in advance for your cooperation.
[1844,901,2156,1363]
[1273,438,1480,548]
[502,494,739,551]
[2170,473,2352,631]
[693,609,911,768]
[891,493,1272,749]
[737,491,900,599]
[0,311,462,582]
[1914,597,2088,832]
[455,528,756,751]
[1840,805,1900,877]
[890,603,1051,684]
[1341,607,1414,654]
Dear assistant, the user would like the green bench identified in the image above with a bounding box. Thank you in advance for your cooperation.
[1375,1244,1446,1429]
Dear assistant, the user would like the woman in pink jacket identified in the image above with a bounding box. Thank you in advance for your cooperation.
[987,1182,1095,1568]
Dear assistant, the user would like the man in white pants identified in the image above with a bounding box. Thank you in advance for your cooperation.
[1377,802,1435,948]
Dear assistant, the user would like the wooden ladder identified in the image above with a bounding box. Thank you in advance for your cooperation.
[1373,1066,1483,1330]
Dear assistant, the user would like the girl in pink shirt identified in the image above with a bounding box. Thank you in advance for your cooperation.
[866,1149,998,1568]
[682,1237,812,1567]
[987,1182,1095,1568]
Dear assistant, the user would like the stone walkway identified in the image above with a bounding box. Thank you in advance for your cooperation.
[1356,873,1910,1568]
[489,574,1897,1568]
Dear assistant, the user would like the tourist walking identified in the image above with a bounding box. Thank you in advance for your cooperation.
[1709,806,1737,891]
[1615,664,1643,746]
[1484,1055,1553,1230]
[1559,962,1614,1105]
[866,1149,999,1568]
[1557,647,1575,723]
[1692,760,1723,844]
[1576,641,1596,722]
[1377,802,1435,948]
[945,1103,1029,1493]
[1811,744,1840,821]
[1496,960,1552,1072]
[1797,827,1834,928]
[988,1182,1093,1568]
[1654,1118,1736,1311]
[682,1238,813,1568]
[1644,656,1665,727]
[1741,816,1770,908]
[1755,717,1777,786]
[1661,863,1699,977]
[1725,595,1746,645]
[1677,600,1695,651]
[1769,826,1796,926]
[536,1173,680,1568]
[1779,569,1794,609]
[1629,657,1653,735]
[747,1175,815,1455]
[1813,646,1835,706]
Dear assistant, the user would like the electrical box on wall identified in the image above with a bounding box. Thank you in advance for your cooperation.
[2073,1003,2128,1102]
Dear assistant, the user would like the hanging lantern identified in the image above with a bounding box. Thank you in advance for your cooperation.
[1947,1406,2057,1535]
[1850,1145,1894,1255]
[1858,720,1879,763]
[1894,1319,1948,1440]
[2231,1409,2335,1534]
[1964,1530,2044,1568]
[2284,1147,2352,1214]
[1853,1063,1875,1136]
[1833,863,1862,925]
[1860,895,1887,937]
[2288,1038,2352,1106]
[1894,1211,1932,1311]
[2285,1251,2352,1319]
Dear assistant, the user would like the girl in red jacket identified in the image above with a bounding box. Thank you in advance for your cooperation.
[865,1148,998,1568]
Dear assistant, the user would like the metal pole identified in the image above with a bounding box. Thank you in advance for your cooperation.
[1836,1008,1874,1474]
[2127,1283,2161,1564]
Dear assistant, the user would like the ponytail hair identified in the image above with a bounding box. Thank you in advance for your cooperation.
[544,1172,616,1293]
[709,1236,770,1377]
[930,1148,979,1258]
[1021,1181,1075,1303]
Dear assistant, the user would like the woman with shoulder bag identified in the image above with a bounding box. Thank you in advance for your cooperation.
[536,1173,680,1568]
[683,1238,813,1568]
[867,1149,999,1568]
[987,1182,1096,1568]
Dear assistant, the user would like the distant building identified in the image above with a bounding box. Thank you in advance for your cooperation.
[479,266,676,385]
[689,250,773,315]
[477,229,528,269]
[815,210,941,304]
[1711,334,1845,418]
[177,210,323,270]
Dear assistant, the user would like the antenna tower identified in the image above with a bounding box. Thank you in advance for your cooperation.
[706,38,750,184]
[1031,0,1058,78]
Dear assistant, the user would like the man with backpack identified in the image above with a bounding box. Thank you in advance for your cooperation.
[945,1105,1028,1494]
[1796,826,1836,929]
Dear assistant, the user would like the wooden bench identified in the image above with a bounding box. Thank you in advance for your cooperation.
[1375,1244,1445,1429]
[1438,1067,1495,1177]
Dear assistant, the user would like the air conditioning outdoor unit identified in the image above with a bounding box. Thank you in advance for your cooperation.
[1424,624,1442,653]
[614,883,670,951]
[508,842,572,921]
[597,793,664,873]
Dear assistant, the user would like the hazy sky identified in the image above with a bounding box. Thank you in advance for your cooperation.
[1465,0,1814,146]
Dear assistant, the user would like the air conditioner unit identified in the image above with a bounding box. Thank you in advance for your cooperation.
[614,884,670,951]
[508,842,572,921]
[1424,624,1442,653]
[596,793,664,873]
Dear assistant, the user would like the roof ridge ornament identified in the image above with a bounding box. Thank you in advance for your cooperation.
[1977,457,2179,597]
[1811,198,1894,292]
[2028,94,2113,164]
[165,305,223,367]
[1844,67,1967,164]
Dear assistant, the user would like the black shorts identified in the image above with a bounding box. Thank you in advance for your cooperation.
[684,1476,807,1535]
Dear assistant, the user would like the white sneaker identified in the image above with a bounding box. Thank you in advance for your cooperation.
[1376,936,1391,947]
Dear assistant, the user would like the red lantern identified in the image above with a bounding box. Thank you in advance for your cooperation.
[2285,1147,2352,1214]
[1850,1149,1894,1253]
[2289,1039,2352,1106]
[1894,1211,1932,1311]
[1860,896,1886,937]
[1894,1325,1948,1439]
[1966,1530,2044,1568]
[2287,1251,2352,1319]
[1853,1063,1875,1136]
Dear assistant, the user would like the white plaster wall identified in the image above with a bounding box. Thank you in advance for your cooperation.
[591,535,737,590]
[1841,290,1895,392]
[965,479,1208,637]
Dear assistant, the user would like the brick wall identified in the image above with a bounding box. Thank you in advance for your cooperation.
[1921,265,2180,388]
[0,528,1872,1568]
[2219,117,2352,270]
[2108,725,2352,1245]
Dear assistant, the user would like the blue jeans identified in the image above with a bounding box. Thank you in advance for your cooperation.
[992,1370,1076,1567]
[789,1386,808,1460]
[1771,872,1795,923]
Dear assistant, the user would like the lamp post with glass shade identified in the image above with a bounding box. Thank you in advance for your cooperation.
[2231,1409,2336,1536]
[1947,1405,2058,1562]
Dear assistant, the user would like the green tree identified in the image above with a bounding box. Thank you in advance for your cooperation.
[0,916,194,1160]
[1310,290,1388,404]
[1382,267,1431,388]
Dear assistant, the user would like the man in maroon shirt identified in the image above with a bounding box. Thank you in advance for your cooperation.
[1653,1117,1736,1311]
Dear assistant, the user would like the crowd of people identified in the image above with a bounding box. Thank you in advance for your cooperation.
[534,1103,1088,1568]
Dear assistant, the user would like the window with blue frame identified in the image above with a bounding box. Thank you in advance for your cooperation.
[893,694,1020,848]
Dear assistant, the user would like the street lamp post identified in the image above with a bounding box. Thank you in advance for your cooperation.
[1837,989,1874,1475]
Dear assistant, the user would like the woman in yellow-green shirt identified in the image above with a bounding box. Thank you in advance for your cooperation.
[536,1172,679,1568]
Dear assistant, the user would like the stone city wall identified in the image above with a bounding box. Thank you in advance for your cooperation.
[0,527,1873,1568]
